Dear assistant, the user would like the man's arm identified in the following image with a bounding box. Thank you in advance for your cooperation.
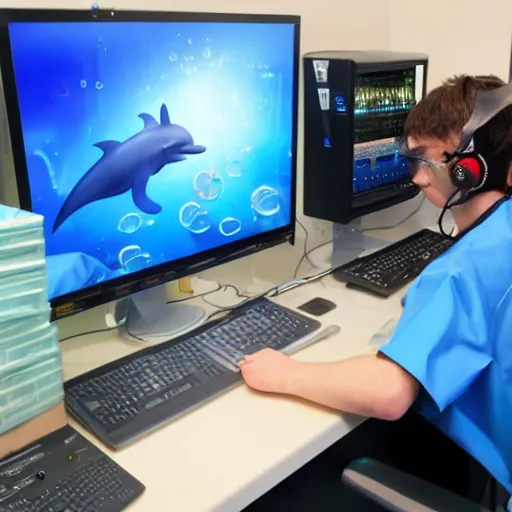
[239,349,420,421]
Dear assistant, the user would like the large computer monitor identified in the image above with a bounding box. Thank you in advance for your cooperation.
[0,8,300,338]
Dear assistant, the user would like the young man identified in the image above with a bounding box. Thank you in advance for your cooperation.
[239,75,512,501]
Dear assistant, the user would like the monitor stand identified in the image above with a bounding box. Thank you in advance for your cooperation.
[119,284,206,343]
[331,219,389,270]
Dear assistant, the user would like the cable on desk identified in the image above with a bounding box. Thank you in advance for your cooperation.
[296,218,317,266]
[294,239,332,279]
[204,265,334,322]
[220,284,251,299]
[294,218,330,279]
[296,217,309,248]
[60,324,122,343]
[200,284,251,309]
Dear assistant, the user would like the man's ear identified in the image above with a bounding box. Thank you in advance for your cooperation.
[507,162,512,187]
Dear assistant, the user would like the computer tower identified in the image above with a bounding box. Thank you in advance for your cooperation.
[303,51,428,224]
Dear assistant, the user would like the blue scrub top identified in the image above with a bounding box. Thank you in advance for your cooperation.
[380,196,512,495]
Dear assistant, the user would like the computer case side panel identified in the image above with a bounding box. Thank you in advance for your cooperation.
[303,57,355,223]
[347,59,426,221]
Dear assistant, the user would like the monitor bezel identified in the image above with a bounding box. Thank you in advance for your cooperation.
[0,8,300,320]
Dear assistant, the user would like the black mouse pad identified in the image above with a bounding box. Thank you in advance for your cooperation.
[297,297,337,317]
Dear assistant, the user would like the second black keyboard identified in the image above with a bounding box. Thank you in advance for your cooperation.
[0,424,144,511]
[333,228,454,297]
[65,298,321,450]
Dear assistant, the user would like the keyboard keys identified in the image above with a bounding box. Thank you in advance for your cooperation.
[0,425,144,511]
[334,229,453,297]
[65,299,321,449]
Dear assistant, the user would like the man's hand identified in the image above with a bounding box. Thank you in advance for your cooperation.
[238,348,298,394]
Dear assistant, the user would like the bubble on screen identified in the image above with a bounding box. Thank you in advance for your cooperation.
[118,245,140,266]
[80,79,87,89]
[193,170,223,200]
[251,186,281,216]
[179,202,212,234]
[96,36,107,53]
[226,147,253,178]
[219,217,242,236]
[33,149,58,191]
[118,213,142,234]
[95,81,104,91]
[179,201,200,226]
[226,160,243,178]
[189,213,212,234]
[118,244,151,272]
[203,47,211,59]
[147,219,155,226]
[168,52,178,62]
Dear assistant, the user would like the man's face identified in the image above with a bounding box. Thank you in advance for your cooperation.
[406,134,460,208]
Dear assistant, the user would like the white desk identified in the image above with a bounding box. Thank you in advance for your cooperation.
[59,267,407,512]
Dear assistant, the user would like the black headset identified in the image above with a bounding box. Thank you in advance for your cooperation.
[437,150,489,238]
[448,150,488,195]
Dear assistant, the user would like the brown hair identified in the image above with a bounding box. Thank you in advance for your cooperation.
[404,75,512,194]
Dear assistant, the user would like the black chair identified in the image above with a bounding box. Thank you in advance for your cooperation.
[342,458,501,512]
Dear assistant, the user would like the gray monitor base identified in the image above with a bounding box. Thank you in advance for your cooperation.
[331,218,391,270]
[119,284,206,343]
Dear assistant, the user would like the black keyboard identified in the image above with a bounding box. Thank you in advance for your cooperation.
[65,298,321,450]
[333,228,454,297]
[0,425,144,512]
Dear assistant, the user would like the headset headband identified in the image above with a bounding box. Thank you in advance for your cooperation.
[457,80,512,154]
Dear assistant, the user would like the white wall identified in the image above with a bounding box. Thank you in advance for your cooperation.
[390,0,512,90]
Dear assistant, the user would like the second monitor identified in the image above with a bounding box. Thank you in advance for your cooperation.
[302,50,428,227]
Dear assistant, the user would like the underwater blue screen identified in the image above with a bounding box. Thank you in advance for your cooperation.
[8,21,296,300]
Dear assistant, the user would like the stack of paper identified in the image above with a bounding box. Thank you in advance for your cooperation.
[0,204,63,436]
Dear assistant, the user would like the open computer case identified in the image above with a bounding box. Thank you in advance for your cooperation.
[303,50,428,225]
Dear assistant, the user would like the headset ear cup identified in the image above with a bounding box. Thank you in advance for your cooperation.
[450,164,477,189]
[450,155,485,190]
